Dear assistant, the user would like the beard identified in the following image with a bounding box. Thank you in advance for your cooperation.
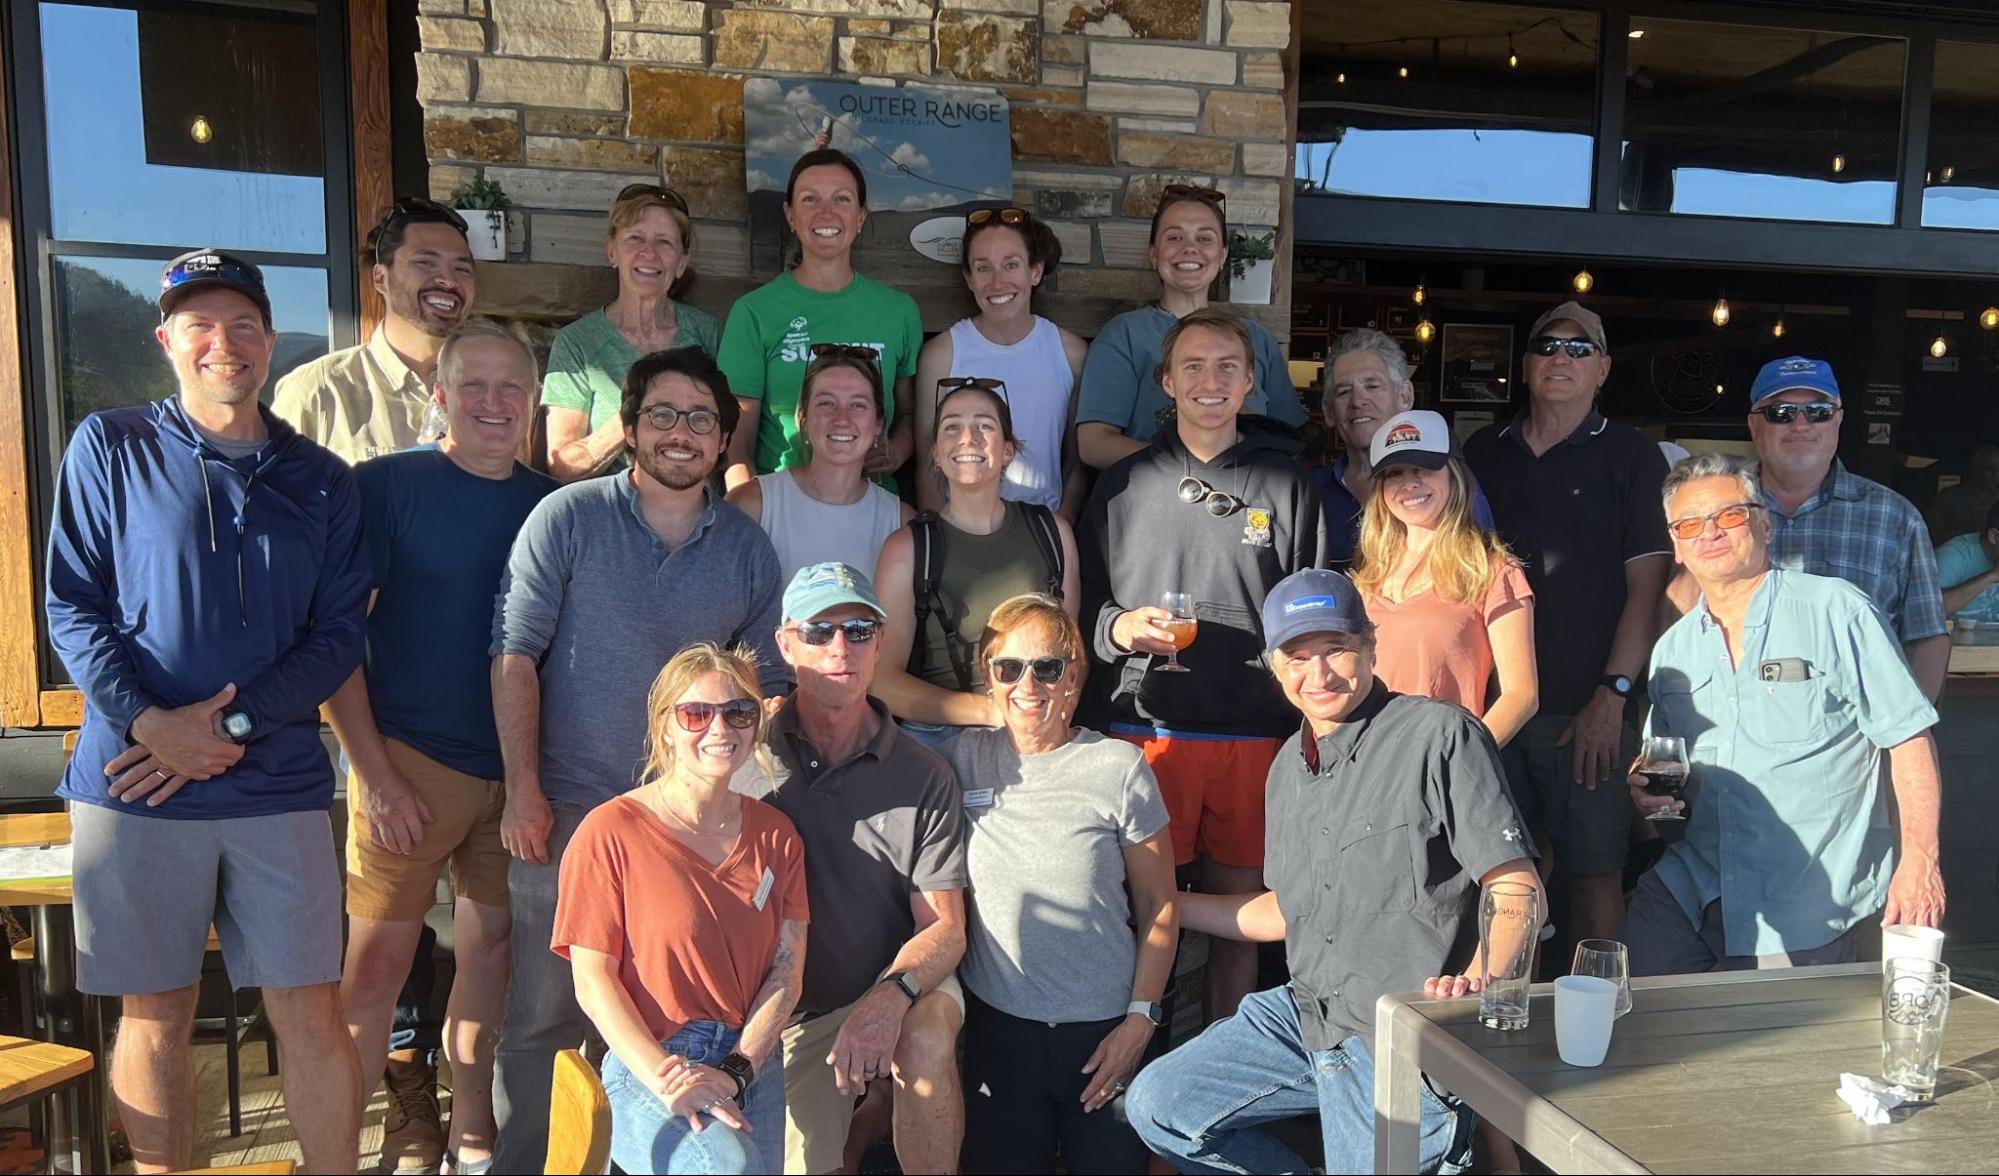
[634,443,714,491]
[387,280,463,338]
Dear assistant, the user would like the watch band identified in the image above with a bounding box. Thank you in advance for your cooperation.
[718,1051,754,1102]
[884,971,921,1003]
[1600,674,1633,698]
[1128,1000,1165,1027]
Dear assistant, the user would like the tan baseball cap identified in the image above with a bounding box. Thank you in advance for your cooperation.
[1528,301,1607,353]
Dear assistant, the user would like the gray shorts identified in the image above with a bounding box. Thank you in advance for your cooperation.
[1497,712,1637,876]
[71,802,343,996]
[1620,870,1872,977]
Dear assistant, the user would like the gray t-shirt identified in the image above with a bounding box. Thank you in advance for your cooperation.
[943,726,1169,1023]
[491,476,788,809]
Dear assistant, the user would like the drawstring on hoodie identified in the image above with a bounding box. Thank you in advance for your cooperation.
[193,445,254,627]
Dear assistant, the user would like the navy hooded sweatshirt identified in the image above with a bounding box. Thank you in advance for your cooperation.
[46,396,369,819]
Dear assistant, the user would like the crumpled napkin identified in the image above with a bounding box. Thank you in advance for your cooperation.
[1836,1073,1906,1124]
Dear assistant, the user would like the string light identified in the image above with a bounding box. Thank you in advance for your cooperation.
[1711,297,1731,327]
[1981,306,1999,331]
[1628,28,1646,39]
[1508,35,1518,69]
[1833,153,1847,174]
[1412,282,1427,307]
[1572,267,1594,295]
[1931,333,1949,359]
[1337,70,1347,84]
[1398,64,1410,78]
[1772,318,1786,339]
[1942,165,1956,183]
[1714,383,1725,395]
[189,115,213,145]
[1416,319,1436,345]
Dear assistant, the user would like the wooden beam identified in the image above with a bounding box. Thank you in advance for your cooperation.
[0,65,41,730]
[37,690,82,728]
[349,0,392,338]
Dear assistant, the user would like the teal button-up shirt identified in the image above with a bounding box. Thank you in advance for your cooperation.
[1646,568,1936,956]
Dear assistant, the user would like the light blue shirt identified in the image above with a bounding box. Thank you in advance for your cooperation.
[1936,532,1999,624]
[1646,568,1936,956]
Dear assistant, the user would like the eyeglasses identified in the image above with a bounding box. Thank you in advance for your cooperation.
[161,252,267,299]
[615,183,690,214]
[1528,335,1602,359]
[674,699,759,732]
[1756,402,1837,425]
[792,618,880,646]
[639,404,720,435]
[965,207,1029,227]
[989,655,1069,685]
[1161,184,1227,212]
[1178,476,1246,517]
[385,196,469,234]
[1667,502,1762,540]
[936,376,1010,406]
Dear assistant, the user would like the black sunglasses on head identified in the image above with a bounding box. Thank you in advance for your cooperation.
[385,196,469,234]
[1756,402,1837,425]
[1161,184,1227,210]
[989,655,1068,685]
[1528,335,1602,359]
[936,376,1010,407]
[810,342,881,364]
[616,183,691,214]
[792,618,880,646]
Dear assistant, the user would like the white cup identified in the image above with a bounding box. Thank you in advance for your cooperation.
[1882,924,1945,964]
[1555,975,1619,1067]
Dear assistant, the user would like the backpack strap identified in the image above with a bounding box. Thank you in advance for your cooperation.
[1021,503,1065,601]
[907,512,940,683]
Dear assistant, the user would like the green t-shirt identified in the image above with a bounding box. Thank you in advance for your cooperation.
[716,271,922,475]
[541,303,724,431]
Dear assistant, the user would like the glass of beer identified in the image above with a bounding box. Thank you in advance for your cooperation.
[1634,736,1690,822]
[1155,592,1197,673]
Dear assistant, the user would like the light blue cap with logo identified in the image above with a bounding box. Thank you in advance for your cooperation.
[1261,568,1371,654]
[782,561,886,623]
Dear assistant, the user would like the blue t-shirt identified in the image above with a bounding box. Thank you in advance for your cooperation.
[1937,532,1999,624]
[357,447,557,779]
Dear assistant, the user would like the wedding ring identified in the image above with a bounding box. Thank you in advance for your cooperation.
[151,769,167,781]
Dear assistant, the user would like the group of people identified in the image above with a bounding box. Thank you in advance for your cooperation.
[39,143,1950,1176]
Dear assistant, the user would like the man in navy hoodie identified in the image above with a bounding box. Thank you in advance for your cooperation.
[1079,307,1329,1026]
[45,250,371,1173]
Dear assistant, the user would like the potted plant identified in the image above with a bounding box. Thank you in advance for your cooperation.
[450,176,512,262]
[1225,229,1277,305]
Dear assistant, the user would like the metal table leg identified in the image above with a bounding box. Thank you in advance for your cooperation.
[1374,997,1424,1175]
[34,905,107,1176]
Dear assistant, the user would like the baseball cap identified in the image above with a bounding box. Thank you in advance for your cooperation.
[1749,356,1840,406]
[1369,409,1456,475]
[1527,300,1607,353]
[782,562,886,623]
[158,249,272,326]
[1262,569,1371,655]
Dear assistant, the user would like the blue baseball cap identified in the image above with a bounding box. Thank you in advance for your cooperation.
[782,562,885,624]
[1262,569,1371,654]
[1750,356,1840,406]
[159,248,272,326]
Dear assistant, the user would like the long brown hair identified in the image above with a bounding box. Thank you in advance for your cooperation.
[1351,457,1513,606]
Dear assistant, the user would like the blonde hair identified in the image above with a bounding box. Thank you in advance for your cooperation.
[976,593,1085,666]
[1351,457,1513,607]
[437,316,539,388]
[637,643,766,786]
[608,192,695,253]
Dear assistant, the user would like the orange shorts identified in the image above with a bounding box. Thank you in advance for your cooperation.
[1110,729,1282,869]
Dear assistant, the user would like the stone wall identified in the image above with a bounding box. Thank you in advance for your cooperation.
[412,0,1294,332]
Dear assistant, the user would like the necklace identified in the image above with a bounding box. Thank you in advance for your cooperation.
[650,777,738,838]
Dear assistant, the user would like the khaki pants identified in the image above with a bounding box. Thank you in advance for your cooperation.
[779,975,963,1175]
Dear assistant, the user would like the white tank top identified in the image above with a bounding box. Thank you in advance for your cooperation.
[947,316,1073,511]
[756,469,905,586]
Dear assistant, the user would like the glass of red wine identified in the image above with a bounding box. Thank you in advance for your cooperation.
[1635,736,1689,822]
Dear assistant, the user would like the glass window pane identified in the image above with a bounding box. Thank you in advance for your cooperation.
[1297,0,1597,209]
[52,256,331,448]
[1621,19,1904,225]
[1923,40,1999,230]
[40,1,327,252]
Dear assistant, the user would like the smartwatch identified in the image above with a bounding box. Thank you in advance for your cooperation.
[883,971,922,1004]
[1600,674,1633,699]
[220,710,254,743]
[1128,1000,1165,1027]
[717,1051,755,1103]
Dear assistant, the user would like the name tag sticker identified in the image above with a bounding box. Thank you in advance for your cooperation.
[752,868,775,911]
[963,788,995,810]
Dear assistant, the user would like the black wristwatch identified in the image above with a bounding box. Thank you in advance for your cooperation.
[717,1051,754,1102]
[1600,674,1634,699]
[882,970,922,1004]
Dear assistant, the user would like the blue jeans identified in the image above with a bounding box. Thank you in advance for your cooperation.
[601,1021,785,1175]
[1126,986,1473,1175]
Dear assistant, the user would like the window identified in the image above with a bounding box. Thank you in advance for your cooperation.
[1621,18,1906,225]
[1922,39,1999,231]
[1296,0,1598,209]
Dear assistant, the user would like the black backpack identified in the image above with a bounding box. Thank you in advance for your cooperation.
[908,503,1064,691]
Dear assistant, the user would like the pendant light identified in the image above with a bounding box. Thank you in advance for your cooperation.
[1981,306,1999,331]
[1572,267,1594,295]
[1711,297,1731,327]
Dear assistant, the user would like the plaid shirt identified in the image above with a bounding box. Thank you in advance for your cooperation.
[1763,461,1946,642]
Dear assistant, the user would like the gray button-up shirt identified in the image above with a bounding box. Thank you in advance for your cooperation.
[1265,684,1533,1050]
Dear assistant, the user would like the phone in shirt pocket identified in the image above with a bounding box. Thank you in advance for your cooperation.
[1755,657,1834,745]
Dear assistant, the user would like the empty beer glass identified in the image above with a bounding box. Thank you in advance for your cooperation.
[1478,881,1540,1030]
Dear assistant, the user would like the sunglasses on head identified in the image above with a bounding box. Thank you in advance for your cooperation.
[386,196,469,234]
[792,618,880,646]
[161,254,267,298]
[1756,402,1837,425]
[674,698,759,732]
[989,655,1069,685]
[1178,476,1246,517]
[1161,184,1227,211]
[1667,502,1762,540]
[810,342,881,364]
[966,207,1029,227]
[616,183,691,215]
[639,404,719,435]
[936,376,1010,407]
[1528,335,1602,359]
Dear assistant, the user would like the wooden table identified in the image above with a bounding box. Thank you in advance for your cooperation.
[1375,963,1999,1174]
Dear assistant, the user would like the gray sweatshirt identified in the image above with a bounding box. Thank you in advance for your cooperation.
[492,475,789,809]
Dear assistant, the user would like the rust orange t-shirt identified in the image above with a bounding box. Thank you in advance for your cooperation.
[1365,555,1533,719]
[552,793,809,1042]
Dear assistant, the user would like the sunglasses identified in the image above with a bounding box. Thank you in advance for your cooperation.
[386,196,469,234]
[809,342,882,365]
[161,253,267,298]
[639,404,719,435]
[1178,476,1246,517]
[615,183,690,214]
[1667,502,1762,540]
[966,207,1030,228]
[989,655,1069,685]
[1528,335,1602,359]
[936,376,1011,407]
[674,698,759,732]
[1161,184,1227,211]
[792,618,880,646]
[1756,402,1837,425]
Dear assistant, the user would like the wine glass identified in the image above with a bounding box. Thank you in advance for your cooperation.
[1634,735,1689,822]
[1572,939,1632,1019]
[1155,592,1196,673]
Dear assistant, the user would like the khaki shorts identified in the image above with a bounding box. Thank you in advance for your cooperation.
[780,974,964,1175]
[345,738,509,921]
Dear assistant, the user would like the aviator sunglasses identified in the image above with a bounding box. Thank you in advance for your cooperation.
[674,699,759,731]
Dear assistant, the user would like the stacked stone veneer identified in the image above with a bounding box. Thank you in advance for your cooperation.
[415,0,1292,319]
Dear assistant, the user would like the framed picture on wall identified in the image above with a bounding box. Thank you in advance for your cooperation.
[1440,324,1513,403]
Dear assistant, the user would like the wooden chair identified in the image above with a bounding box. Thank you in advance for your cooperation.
[0,1034,93,1174]
[175,1162,297,1174]
[543,1048,611,1176]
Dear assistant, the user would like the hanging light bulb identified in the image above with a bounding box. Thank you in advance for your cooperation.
[1628,28,1646,39]
[1931,333,1949,359]
[1412,282,1427,307]
[1398,64,1410,79]
[1981,306,1999,331]
[1711,297,1731,327]
[1508,36,1519,70]
[1943,165,1956,183]
[1714,383,1725,395]
[1772,318,1787,339]
[189,115,213,145]
[1572,267,1594,295]
[1336,70,1347,84]
[1833,153,1847,174]
[1415,319,1436,345]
